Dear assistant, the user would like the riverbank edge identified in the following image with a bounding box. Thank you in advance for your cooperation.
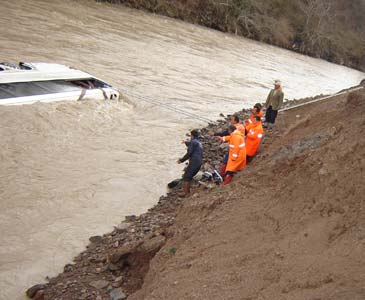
[26,82,364,300]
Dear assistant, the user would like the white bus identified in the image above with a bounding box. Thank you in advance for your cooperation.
[0,62,120,105]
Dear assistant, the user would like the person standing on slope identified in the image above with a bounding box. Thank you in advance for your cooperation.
[264,80,284,129]
[210,115,245,176]
[177,129,203,197]
[218,125,246,185]
[245,103,263,130]
[245,116,264,163]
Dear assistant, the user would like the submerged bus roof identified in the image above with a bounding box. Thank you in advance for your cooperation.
[0,62,94,84]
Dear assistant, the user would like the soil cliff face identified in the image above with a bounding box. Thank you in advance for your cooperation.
[98,0,365,71]
[130,88,365,299]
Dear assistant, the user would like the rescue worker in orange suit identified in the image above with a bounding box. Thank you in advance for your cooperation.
[218,125,246,185]
[245,116,264,163]
[177,129,203,197]
[209,115,245,177]
[209,114,245,137]
[245,103,263,130]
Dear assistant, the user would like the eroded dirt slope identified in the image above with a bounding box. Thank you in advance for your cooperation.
[130,89,365,300]
[26,87,365,300]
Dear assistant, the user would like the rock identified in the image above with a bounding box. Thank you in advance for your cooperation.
[89,256,106,264]
[109,248,131,264]
[89,280,109,289]
[114,276,123,282]
[110,240,144,264]
[329,124,343,136]
[142,227,151,232]
[112,282,122,288]
[318,167,328,176]
[26,284,46,298]
[101,264,109,273]
[125,215,136,222]
[109,288,127,300]
[107,263,120,271]
[89,236,103,244]
[115,222,130,232]
[138,235,166,253]
[64,263,75,272]
[167,179,181,188]
[33,290,45,300]
[219,143,228,150]
[78,294,87,300]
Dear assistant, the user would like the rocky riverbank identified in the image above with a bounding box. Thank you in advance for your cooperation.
[25,106,254,300]
[26,82,365,300]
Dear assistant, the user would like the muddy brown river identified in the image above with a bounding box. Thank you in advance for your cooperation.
[0,0,364,299]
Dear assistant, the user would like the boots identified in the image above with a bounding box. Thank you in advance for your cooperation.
[223,173,233,185]
[178,181,190,197]
[219,163,227,177]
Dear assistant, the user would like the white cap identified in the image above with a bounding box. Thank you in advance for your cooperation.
[274,79,282,86]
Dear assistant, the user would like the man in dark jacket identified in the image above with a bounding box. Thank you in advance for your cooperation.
[264,79,284,129]
[177,129,203,197]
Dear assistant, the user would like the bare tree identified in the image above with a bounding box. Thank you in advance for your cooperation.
[298,0,334,55]
[230,0,255,36]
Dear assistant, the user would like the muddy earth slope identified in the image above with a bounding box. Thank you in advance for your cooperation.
[27,85,365,299]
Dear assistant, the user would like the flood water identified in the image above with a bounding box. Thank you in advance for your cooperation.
[0,0,364,299]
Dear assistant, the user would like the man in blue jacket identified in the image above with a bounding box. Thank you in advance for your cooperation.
[177,129,203,197]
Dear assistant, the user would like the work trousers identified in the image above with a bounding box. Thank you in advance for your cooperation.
[183,159,202,181]
[265,106,278,124]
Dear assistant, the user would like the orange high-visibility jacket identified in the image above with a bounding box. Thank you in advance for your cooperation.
[245,122,264,157]
[245,111,263,128]
[222,130,246,172]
